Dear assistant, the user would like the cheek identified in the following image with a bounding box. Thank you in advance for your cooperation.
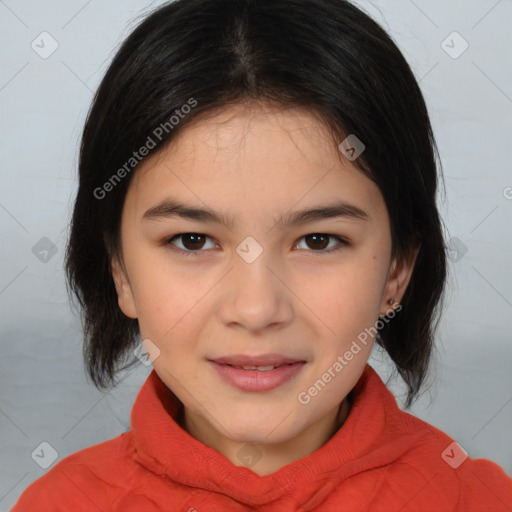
[297,255,386,333]
[129,256,212,343]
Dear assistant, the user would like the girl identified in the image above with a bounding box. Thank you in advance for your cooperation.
[12,0,512,510]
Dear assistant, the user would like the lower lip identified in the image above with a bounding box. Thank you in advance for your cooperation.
[209,361,306,392]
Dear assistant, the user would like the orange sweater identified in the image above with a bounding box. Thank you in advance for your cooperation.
[12,365,512,511]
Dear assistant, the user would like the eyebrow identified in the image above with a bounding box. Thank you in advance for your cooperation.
[141,198,370,229]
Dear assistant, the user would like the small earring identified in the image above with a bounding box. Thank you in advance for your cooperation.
[387,297,394,305]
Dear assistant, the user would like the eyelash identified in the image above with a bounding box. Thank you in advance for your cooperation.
[163,233,350,257]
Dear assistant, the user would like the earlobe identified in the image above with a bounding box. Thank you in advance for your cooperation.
[111,258,138,319]
[380,245,420,315]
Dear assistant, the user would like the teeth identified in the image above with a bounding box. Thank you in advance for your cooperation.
[240,365,277,371]
[256,365,276,371]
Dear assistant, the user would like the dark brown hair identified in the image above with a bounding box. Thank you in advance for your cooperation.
[65,0,447,407]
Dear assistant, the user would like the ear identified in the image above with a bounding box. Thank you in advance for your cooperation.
[379,242,421,316]
[111,257,138,319]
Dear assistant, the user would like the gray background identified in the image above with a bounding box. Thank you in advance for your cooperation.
[1,0,511,509]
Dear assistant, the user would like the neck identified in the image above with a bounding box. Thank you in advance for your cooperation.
[180,398,351,476]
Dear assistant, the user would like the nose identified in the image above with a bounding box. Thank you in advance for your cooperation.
[217,249,294,334]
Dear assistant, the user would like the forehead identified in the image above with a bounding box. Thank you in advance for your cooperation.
[139,102,343,176]
[125,102,385,224]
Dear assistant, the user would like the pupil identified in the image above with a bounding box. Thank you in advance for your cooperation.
[184,234,204,250]
[307,234,327,250]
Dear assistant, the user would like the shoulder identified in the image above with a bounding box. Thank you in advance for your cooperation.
[11,432,141,512]
[349,365,512,510]
[380,409,512,511]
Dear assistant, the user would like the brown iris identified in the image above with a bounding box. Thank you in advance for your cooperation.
[304,234,329,250]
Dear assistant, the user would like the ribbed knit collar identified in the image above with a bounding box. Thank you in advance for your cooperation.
[131,364,408,509]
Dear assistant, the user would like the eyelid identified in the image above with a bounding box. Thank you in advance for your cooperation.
[163,232,350,257]
[164,233,219,256]
[296,234,350,255]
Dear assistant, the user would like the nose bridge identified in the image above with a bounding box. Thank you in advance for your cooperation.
[219,241,293,331]
[235,247,276,290]
[234,243,280,301]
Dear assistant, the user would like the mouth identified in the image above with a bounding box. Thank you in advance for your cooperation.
[208,354,307,392]
[210,354,306,367]
[214,362,299,371]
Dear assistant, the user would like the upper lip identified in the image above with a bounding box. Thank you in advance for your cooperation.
[209,354,306,367]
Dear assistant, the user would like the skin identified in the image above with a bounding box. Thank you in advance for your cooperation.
[111,101,419,476]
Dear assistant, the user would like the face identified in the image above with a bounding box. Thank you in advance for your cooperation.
[112,102,416,448]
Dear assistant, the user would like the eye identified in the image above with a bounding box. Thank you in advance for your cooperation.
[164,233,218,256]
[163,232,349,257]
[295,234,349,255]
